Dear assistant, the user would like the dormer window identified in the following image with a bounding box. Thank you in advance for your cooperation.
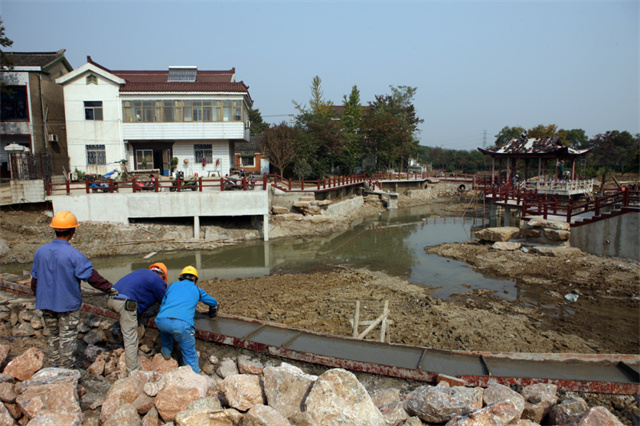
[168,66,197,82]
[86,75,98,85]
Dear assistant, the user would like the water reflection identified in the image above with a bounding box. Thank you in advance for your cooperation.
[85,206,517,300]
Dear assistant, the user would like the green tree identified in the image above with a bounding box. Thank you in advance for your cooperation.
[292,76,347,178]
[494,126,525,146]
[293,75,333,117]
[363,86,422,171]
[248,108,269,135]
[557,128,588,148]
[528,124,559,139]
[337,85,364,174]
[587,131,638,174]
[0,16,14,92]
[259,122,299,177]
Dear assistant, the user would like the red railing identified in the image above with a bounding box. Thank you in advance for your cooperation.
[45,174,270,196]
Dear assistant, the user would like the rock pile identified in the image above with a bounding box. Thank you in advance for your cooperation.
[0,344,626,425]
[476,219,578,253]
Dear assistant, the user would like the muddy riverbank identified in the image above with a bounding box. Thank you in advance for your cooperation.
[1,188,638,356]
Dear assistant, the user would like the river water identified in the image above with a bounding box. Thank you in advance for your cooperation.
[73,205,516,300]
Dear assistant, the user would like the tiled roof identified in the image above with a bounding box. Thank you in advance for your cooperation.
[478,136,589,157]
[118,81,250,93]
[3,49,70,69]
[85,57,250,94]
[235,138,261,153]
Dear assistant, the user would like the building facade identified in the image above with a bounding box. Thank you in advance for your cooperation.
[0,50,73,178]
[56,57,252,177]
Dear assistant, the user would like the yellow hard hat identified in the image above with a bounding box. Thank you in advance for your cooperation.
[50,211,79,230]
[149,262,168,282]
[180,266,199,280]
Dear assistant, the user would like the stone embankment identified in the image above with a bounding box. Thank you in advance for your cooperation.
[0,293,629,425]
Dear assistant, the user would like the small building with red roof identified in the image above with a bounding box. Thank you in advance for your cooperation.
[56,57,252,177]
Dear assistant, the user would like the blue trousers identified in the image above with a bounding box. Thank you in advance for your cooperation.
[155,317,199,374]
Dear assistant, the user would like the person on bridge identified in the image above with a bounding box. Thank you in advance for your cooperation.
[107,262,168,372]
[30,210,116,368]
[155,266,219,374]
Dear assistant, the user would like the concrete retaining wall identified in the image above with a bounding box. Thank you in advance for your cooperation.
[570,212,640,261]
[270,188,316,212]
[50,191,269,224]
[325,196,364,218]
[10,180,45,204]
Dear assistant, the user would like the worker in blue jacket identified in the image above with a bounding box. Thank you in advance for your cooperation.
[155,266,219,374]
[31,211,115,368]
[107,262,168,372]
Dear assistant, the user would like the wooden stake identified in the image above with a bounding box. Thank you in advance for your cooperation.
[380,300,389,342]
[352,301,360,338]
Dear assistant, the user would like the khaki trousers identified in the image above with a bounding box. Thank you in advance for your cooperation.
[107,298,140,372]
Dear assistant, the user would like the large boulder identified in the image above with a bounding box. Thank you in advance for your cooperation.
[475,227,520,242]
[3,348,44,381]
[263,363,317,420]
[304,368,385,425]
[405,385,483,424]
[549,396,589,425]
[220,374,264,412]
[521,383,557,423]
[16,380,81,420]
[446,401,519,425]
[483,383,525,421]
[568,406,623,425]
[154,366,209,422]
[243,404,291,426]
[99,376,145,424]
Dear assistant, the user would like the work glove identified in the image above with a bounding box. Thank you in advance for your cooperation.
[108,288,119,296]
[208,304,219,318]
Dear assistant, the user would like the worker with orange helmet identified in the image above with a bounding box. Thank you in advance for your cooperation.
[107,262,168,372]
[155,266,219,374]
[30,210,115,369]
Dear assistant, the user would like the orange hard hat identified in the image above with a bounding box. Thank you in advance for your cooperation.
[50,211,79,230]
[149,262,168,282]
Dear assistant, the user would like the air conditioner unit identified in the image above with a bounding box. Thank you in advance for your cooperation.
[49,134,59,142]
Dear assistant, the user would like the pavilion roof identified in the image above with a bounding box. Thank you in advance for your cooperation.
[477,136,589,158]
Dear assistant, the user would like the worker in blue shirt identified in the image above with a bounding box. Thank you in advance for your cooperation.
[107,263,168,372]
[155,266,219,374]
[31,211,115,368]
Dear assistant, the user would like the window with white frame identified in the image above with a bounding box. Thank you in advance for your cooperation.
[240,155,255,167]
[84,101,103,120]
[194,144,213,164]
[123,99,243,123]
[86,145,106,165]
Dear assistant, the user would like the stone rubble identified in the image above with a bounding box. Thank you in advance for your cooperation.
[0,297,630,425]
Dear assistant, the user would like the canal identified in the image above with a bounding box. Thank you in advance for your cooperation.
[83,205,516,300]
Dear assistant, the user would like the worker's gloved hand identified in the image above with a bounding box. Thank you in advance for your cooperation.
[108,288,119,296]
[208,304,219,318]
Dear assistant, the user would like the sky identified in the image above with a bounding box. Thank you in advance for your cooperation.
[1,0,637,151]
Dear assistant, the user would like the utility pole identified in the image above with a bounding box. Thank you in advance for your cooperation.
[482,130,487,148]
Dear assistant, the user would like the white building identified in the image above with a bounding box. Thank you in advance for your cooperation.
[56,57,252,177]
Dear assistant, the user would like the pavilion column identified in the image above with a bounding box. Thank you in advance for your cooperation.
[571,158,576,180]
[506,160,510,183]
[538,158,542,189]
[554,159,558,181]
[491,157,495,184]
[524,159,529,183]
